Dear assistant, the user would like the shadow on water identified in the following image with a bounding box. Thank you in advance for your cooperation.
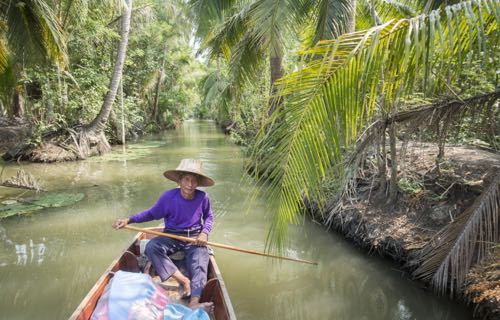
[0,120,473,319]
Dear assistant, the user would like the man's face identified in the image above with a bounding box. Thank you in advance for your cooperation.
[178,174,199,198]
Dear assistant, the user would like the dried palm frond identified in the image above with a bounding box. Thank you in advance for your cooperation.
[412,168,500,296]
[389,91,500,126]
[1,170,44,192]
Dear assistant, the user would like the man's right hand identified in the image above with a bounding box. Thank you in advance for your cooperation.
[112,218,129,229]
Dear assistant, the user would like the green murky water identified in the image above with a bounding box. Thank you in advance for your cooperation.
[0,120,472,319]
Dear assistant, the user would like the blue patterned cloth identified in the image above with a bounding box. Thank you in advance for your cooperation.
[164,304,210,320]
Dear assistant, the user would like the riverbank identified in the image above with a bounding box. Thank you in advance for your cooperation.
[309,143,499,319]
[0,117,31,156]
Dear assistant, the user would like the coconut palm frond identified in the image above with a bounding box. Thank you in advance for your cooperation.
[412,169,500,296]
[356,0,422,30]
[60,0,90,28]
[5,0,67,67]
[189,0,237,42]
[397,90,499,123]
[301,0,356,46]
[377,0,420,17]
[0,37,7,73]
[248,0,290,52]
[0,17,7,67]
[204,3,253,61]
[249,0,499,250]
[217,83,234,122]
[200,70,234,122]
[229,31,267,89]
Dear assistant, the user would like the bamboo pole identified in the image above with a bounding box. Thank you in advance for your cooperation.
[123,225,318,265]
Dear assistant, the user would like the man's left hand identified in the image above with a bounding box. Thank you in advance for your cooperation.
[193,232,208,246]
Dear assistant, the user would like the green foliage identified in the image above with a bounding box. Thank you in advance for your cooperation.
[158,89,189,127]
[1,0,206,139]
[398,177,423,196]
[247,0,499,249]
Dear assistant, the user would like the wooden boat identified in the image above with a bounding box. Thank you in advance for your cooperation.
[69,229,236,320]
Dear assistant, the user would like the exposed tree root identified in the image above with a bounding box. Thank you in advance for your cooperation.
[2,127,111,163]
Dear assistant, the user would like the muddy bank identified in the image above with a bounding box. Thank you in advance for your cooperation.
[309,144,500,319]
[0,117,31,156]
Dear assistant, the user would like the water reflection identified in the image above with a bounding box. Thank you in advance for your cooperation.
[15,239,46,265]
[1,227,47,266]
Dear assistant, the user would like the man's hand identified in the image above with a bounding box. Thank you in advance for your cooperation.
[193,232,208,246]
[112,218,129,229]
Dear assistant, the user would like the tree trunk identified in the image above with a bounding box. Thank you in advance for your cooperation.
[378,123,387,194]
[347,0,357,33]
[389,120,398,203]
[436,114,451,175]
[12,88,24,118]
[119,78,126,145]
[0,99,5,116]
[152,47,167,124]
[73,0,132,157]
[268,49,284,117]
[85,0,132,134]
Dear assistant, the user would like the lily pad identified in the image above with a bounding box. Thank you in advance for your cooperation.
[29,192,85,208]
[0,202,42,218]
[0,192,85,219]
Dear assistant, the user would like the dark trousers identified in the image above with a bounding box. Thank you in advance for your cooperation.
[144,236,209,298]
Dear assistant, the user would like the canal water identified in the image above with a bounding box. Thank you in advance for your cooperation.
[0,120,472,319]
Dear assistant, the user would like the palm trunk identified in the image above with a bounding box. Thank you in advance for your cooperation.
[378,123,387,194]
[12,88,24,118]
[86,0,132,134]
[152,48,167,124]
[268,50,284,117]
[347,0,357,33]
[389,120,398,202]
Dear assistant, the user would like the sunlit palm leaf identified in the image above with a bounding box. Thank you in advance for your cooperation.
[200,70,234,122]
[412,170,500,296]
[0,19,6,72]
[250,0,499,250]
[301,0,357,45]
[205,3,253,61]
[0,38,7,73]
[229,31,267,87]
[356,0,422,30]
[207,0,293,88]
[248,0,290,55]
[189,0,237,41]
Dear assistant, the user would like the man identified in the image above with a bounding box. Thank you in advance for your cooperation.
[112,159,215,312]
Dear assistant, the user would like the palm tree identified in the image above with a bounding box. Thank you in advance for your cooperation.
[78,0,132,156]
[191,0,358,118]
[193,0,437,124]
[0,0,67,117]
[247,0,499,293]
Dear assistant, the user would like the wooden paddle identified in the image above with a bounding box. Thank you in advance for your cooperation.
[123,225,318,265]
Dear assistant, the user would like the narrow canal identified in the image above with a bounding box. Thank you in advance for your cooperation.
[0,120,473,319]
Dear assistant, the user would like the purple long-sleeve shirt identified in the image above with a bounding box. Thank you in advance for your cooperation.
[128,188,213,234]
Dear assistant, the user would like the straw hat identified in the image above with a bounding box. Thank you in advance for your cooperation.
[163,159,215,187]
